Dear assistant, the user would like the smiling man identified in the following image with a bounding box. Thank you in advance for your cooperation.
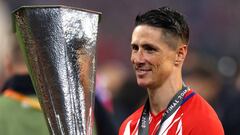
[119,7,224,135]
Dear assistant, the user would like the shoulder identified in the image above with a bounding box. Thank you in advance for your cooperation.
[188,106,224,135]
[184,92,218,117]
[182,90,218,116]
[181,91,224,134]
[119,106,144,135]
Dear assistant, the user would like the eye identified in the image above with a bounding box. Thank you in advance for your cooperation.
[143,44,157,53]
[131,44,139,51]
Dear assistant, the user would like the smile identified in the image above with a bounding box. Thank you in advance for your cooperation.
[135,68,151,76]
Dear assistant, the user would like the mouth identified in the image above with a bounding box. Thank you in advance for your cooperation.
[135,67,151,76]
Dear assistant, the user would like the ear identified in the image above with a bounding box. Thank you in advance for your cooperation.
[175,45,188,66]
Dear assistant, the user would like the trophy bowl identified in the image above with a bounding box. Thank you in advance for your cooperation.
[12,5,101,135]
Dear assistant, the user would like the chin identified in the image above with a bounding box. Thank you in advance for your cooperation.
[137,79,151,88]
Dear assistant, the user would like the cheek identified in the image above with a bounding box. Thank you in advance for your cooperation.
[130,52,136,63]
[149,56,164,67]
[152,57,174,73]
[130,54,134,63]
[153,64,164,74]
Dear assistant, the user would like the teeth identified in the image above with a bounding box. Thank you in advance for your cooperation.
[135,67,150,72]
[137,69,148,72]
[138,69,148,71]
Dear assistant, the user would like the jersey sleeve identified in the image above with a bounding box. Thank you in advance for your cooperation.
[188,108,224,135]
[119,106,144,135]
[182,92,224,135]
[119,119,130,135]
[189,120,224,135]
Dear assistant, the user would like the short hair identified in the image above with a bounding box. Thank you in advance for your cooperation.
[135,7,189,49]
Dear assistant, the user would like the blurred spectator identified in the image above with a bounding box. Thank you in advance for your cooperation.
[0,2,49,134]
[184,52,240,135]
[95,61,148,134]
[0,35,49,135]
[95,61,128,135]
[94,96,117,135]
[185,66,222,106]
[113,75,147,129]
[0,0,13,86]
[96,61,128,113]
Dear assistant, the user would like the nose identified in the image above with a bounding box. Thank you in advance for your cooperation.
[131,49,145,65]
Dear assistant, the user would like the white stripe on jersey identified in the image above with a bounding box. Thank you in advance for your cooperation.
[133,119,140,135]
[151,119,161,135]
[124,120,132,135]
[124,107,183,135]
[161,113,183,135]
[176,119,183,135]
[158,107,180,135]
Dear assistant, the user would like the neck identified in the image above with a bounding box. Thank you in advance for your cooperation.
[147,70,183,115]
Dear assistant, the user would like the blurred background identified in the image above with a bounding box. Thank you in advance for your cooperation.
[1,0,240,135]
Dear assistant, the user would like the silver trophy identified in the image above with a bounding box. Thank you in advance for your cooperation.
[12,5,101,135]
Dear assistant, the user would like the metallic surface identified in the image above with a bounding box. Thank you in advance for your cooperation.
[13,6,101,135]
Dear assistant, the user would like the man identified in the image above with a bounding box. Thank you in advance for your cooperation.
[0,0,12,86]
[0,33,49,135]
[0,2,49,134]
[119,7,224,135]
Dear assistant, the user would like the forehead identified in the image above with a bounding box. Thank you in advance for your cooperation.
[132,25,162,38]
[131,25,180,50]
[131,25,165,45]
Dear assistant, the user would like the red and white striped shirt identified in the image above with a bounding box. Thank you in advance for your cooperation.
[119,90,224,135]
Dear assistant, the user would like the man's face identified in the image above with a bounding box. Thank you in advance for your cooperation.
[131,25,177,89]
